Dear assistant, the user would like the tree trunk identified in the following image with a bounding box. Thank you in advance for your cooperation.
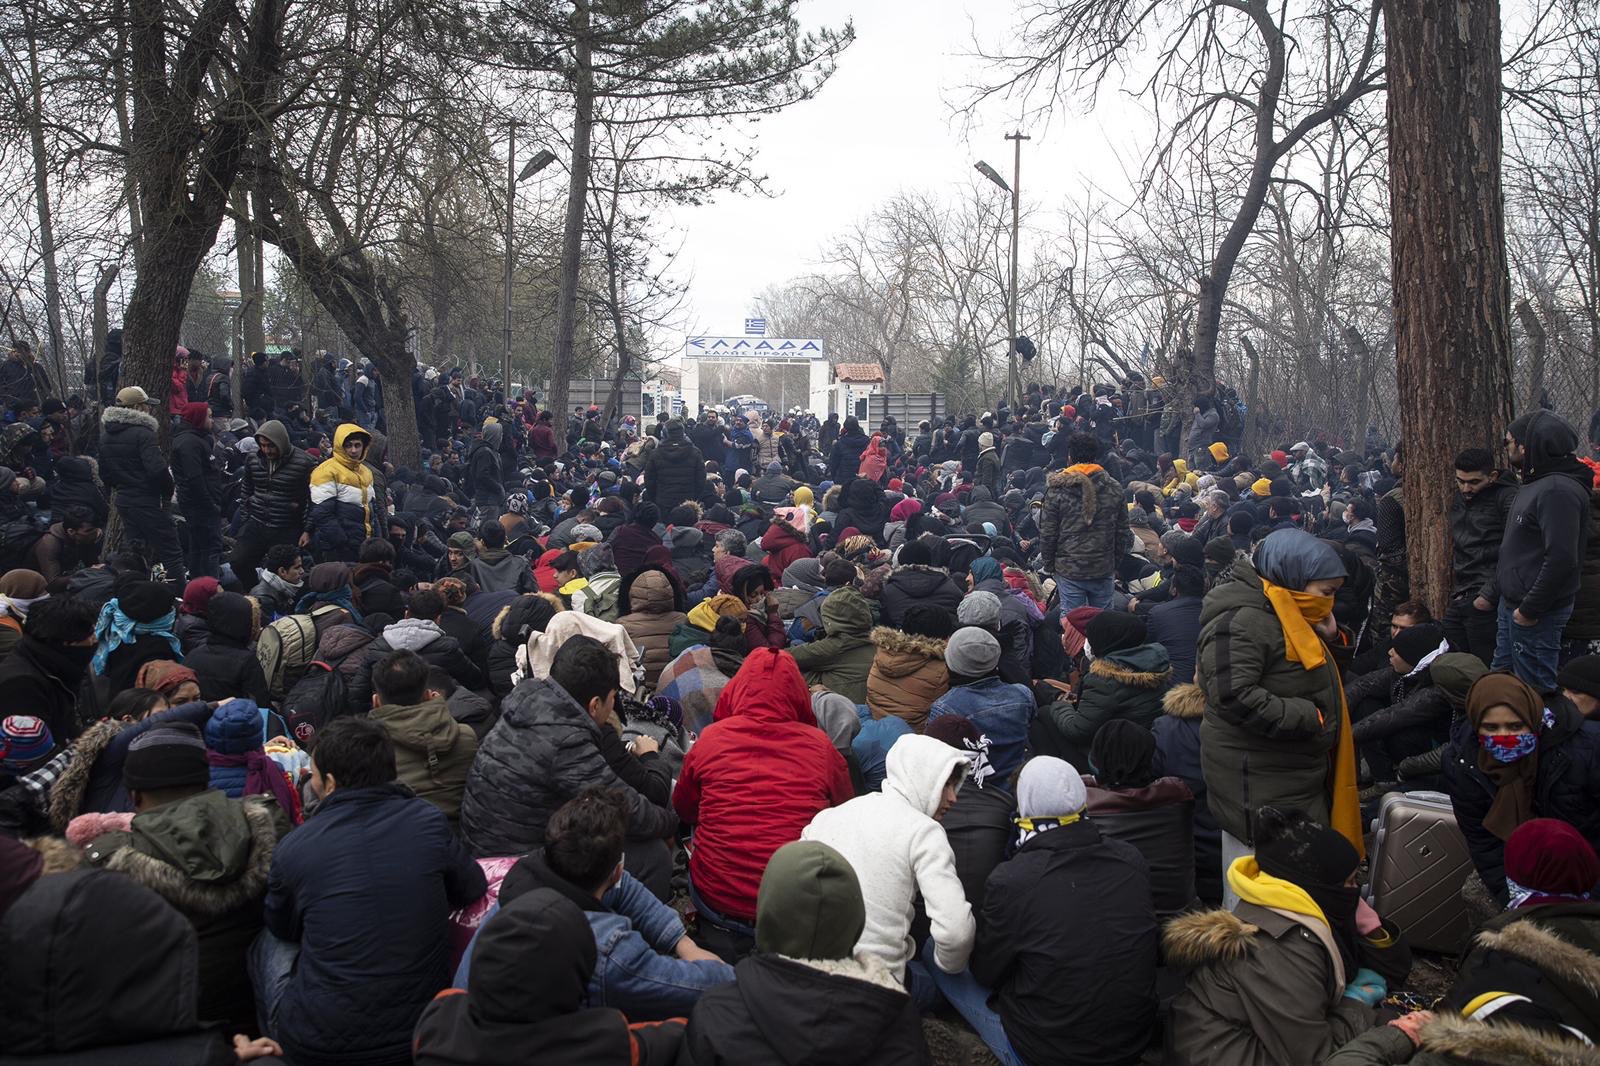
[1514,297,1546,415]
[1348,325,1376,445]
[90,263,119,415]
[1241,333,1261,460]
[548,0,593,420]
[24,12,66,395]
[1386,0,1515,615]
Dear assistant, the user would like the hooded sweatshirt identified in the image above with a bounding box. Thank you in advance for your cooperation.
[803,734,975,981]
[1499,411,1592,618]
[307,424,375,557]
[672,649,853,921]
[372,697,478,822]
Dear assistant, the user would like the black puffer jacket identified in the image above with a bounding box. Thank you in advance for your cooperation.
[458,677,677,858]
[184,593,271,708]
[97,405,172,503]
[1565,490,1600,643]
[834,478,888,544]
[51,455,109,525]
[878,565,963,629]
[171,422,224,515]
[643,434,706,511]
[348,619,483,714]
[1442,698,1600,900]
[827,430,870,483]
[239,419,315,531]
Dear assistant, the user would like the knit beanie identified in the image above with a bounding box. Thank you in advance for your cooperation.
[979,432,994,449]
[956,590,1002,629]
[180,576,221,616]
[756,841,866,960]
[926,714,981,751]
[1391,622,1446,671]
[1504,818,1600,903]
[1084,610,1147,656]
[1089,719,1158,790]
[117,580,174,624]
[945,626,1001,677]
[448,531,477,551]
[1,715,55,773]
[179,402,209,429]
[1557,654,1600,701]
[1253,806,1359,888]
[1205,536,1238,567]
[1250,477,1273,498]
[123,723,210,791]
[1016,756,1087,818]
[1270,450,1289,466]
[1162,531,1205,570]
[204,698,264,755]
[765,461,783,476]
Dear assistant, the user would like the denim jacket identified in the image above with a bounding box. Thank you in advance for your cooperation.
[926,677,1036,789]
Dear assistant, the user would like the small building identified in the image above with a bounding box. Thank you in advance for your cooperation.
[829,363,884,421]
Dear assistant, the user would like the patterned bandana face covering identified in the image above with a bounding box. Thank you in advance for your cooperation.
[1481,732,1538,763]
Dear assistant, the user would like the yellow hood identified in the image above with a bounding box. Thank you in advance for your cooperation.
[332,423,372,472]
[688,594,747,631]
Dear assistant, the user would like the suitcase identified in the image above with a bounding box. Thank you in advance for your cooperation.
[1365,790,1475,954]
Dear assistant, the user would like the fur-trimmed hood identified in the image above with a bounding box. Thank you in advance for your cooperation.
[47,718,130,831]
[100,404,159,432]
[1478,920,1600,1002]
[1088,645,1173,688]
[1046,465,1103,525]
[96,793,277,917]
[1418,1013,1600,1065]
[1163,681,1206,719]
[870,625,947,659]
[1162,907,1261,967]
[783,953,904,993]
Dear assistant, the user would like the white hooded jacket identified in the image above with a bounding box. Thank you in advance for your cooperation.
[802,733,976,981]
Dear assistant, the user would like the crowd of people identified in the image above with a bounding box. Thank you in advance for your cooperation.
[1,333,1600,1065]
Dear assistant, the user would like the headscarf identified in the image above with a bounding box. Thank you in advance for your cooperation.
[134,660,199,700]
[1467,673,1546,840]
[0,569,47,622]
[889,497,922,523]
[92,598,182,676]
[1504,818,1600,909]
[179,576,221,616]
[294,562,363,623]
[1089,719,1158,790]
[968,557,1002,585]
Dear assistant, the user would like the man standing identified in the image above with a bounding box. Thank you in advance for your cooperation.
[171,402,225,579]
[466,421,504,526]
[643,419,705,512]
[1446,447,1518,663]
[231,419,314,580]
[98,385,185,588]
[1039,433,1132,610]
[0,338,49,413]
[1496,411,1593,693]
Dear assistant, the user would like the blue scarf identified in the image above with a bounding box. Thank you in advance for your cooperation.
[294,586,363,624]
[92,601,182,676]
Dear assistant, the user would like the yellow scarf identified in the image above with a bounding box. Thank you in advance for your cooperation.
[1259,578,1365,857]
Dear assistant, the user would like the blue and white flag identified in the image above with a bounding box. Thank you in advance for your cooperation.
[743,318,767,336]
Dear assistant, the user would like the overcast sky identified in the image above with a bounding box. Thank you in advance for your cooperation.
[663,0,1148,344]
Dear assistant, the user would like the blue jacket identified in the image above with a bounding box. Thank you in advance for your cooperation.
[926,677,1035,790]
[1147,594,1204,685]
[264,783,486,1066]
[455,854,733,1021]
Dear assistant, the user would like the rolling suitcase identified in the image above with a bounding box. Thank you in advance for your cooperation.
[1365,790,1474,954]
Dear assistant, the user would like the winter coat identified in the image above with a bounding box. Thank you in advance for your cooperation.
[672,648,853,921]
[1041,642,1172,767]
[1153,683,1222,903]
[683,953,929,1066]
[1195,557,1346,844]
[666,525,713,590]
[866,626,949,731]
[461,851,735,1021]
[1566,490,1600,643]
[1346,668,1453,748]
[264,783,488,1066]
[52,454,109,525]
[466,440,502,507]
[87,790,278,1034]
[787,587,877,703]
[926,677,1035,792]
[1164,895,1409,1066]
[184,594,270,708]
[804,735,975,979]
[608,521,663,580]
[751,472,798,506]
[971,574,1036,686]
[643,436,706,512]
[877,565,963,629]
[348,619,483,714]
[1148,593,1204,685]
[459,677,677,859]
[941,782,1014,913]
[618,568,689,690]
[760,520,811,586]
[1039,463,1133,580]
[171,422,224,515]
[372,697,478,823]
[97,404,173,504]
[974,819,1158,1066]
[827,431,870,484]
[1441,698,1600,900]
[1498,412,1592,617]
[0,634,90,743]
[467,549,534,595]
[307,425,375,558]
[975,447,1002,499]
[1083,775,1197,918]
[1449,471,1517,602]
[835,478,889,545]
[238,420,315,531]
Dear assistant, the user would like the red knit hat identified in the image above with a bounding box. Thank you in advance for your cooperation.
[1504,818,1600,906]
[179,401,210,429]
[1271,449,1289,465]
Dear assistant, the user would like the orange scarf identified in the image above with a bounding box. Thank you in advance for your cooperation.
[1260,578,1364,857]
[1065,463,1104,476]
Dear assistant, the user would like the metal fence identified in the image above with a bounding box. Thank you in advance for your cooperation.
[869,392,945,427]
[543,377,646,419]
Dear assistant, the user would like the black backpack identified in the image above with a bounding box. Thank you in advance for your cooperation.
[280,661,348,750]
[0,518,46,573]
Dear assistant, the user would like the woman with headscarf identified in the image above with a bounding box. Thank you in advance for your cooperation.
[1442,672,1600,904]
[172,575,220,654]
[93,579,183,694]
[1165,807,1411,1066]
[1196,528,1362,906]
[0,568,47,661]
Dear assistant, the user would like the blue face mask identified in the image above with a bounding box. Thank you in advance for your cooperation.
[1481,732,1538,763]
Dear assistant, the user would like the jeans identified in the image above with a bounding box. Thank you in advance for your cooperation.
[688,879,756,965]
[1442,596,1498,665]
[117,494,187,591]
[1055,576,1114,611]
[920,942,1025,1066]
[182,507,223,580]
[1494,598,1574,694]
[248,928,300,1040]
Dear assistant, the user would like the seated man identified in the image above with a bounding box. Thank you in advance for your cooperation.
[673,648,852,961]
[368,649,478,824]
[457,788,733,1020]
[254,716,487,1066]
[925,627,1035,791]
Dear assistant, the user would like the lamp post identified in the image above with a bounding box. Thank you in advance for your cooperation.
[504,122,557,401]
[975,130,1029,409]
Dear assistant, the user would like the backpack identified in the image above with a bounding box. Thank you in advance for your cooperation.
[0,518,46,573]
[257,605,344,701]
[280,661,348,750]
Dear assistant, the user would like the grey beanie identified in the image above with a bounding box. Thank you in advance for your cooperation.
[945,626,1001,676]
[956,590,1002,629]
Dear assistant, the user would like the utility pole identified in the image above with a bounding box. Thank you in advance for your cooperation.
[503,121,516,398]
[1005,131,1030,410]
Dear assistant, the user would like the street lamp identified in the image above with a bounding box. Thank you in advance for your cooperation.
[505,124,558,399]
[975,131,1029,409]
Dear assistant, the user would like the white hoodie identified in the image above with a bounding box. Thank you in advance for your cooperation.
[802,733,975,981]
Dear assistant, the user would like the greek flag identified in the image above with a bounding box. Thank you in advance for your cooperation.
[744,318,767,336]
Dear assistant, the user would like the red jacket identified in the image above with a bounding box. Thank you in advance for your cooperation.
[529,420,558,459]
[672,649,852,920]
[761,521,811,587]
